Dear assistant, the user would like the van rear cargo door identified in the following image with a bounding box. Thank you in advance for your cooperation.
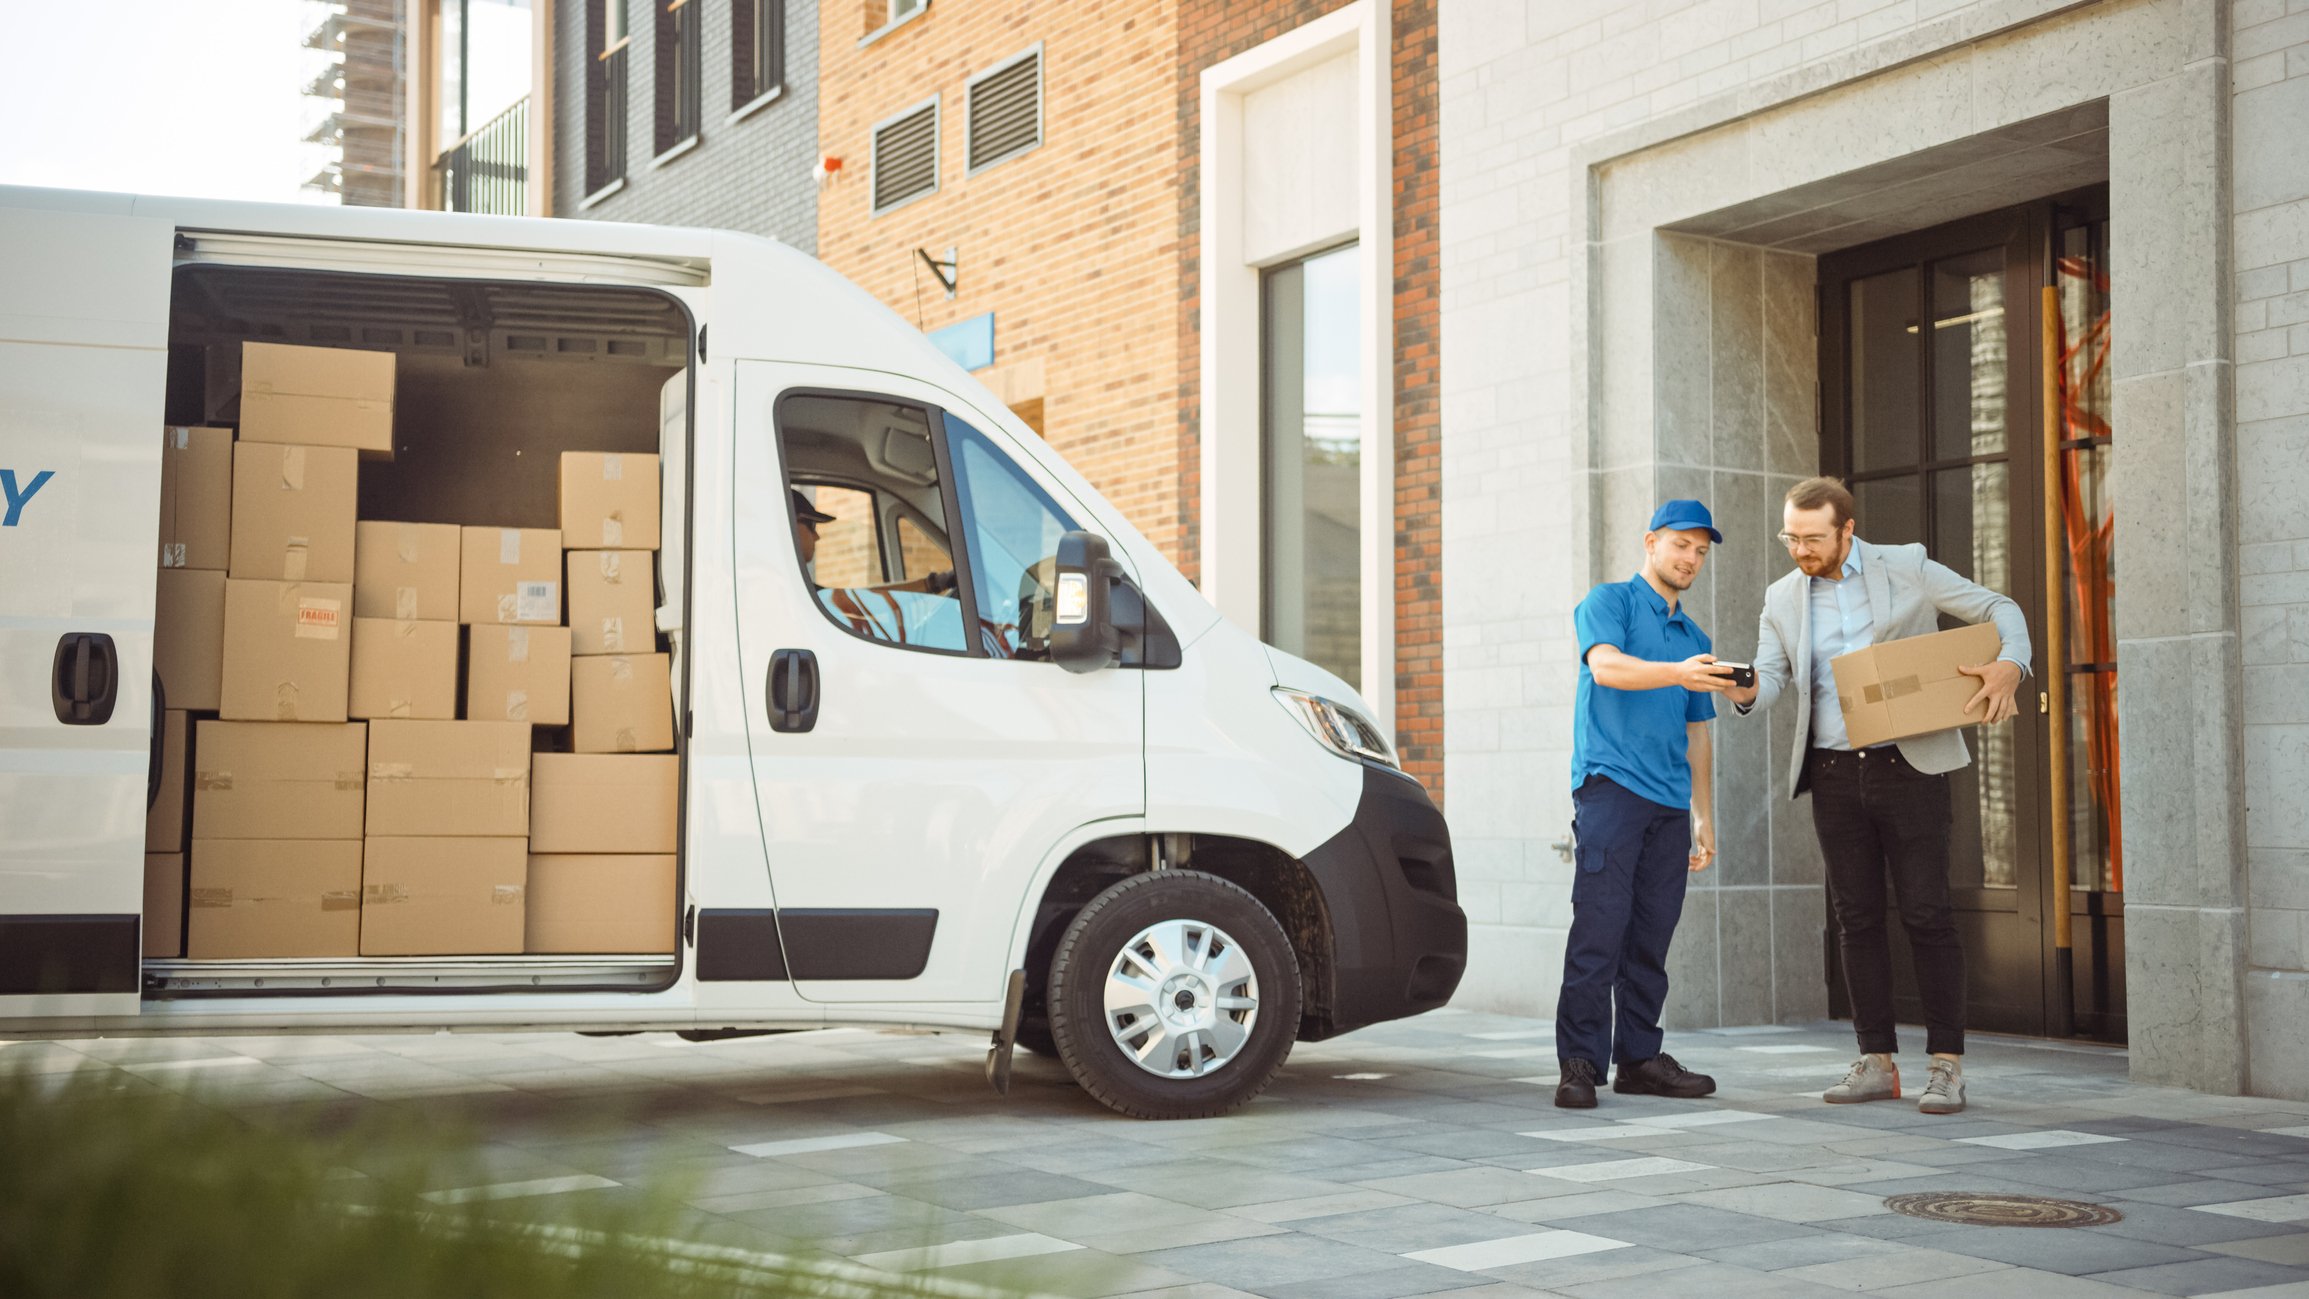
[0,194,175,1023]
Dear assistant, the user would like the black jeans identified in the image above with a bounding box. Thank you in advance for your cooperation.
[1808,746,1965,1057]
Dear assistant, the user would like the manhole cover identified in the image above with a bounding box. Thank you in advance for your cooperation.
[1884,1192,2121,1228]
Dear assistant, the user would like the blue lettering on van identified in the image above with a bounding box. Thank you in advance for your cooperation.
[1,469,55,526]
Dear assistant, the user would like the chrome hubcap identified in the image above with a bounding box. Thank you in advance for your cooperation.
[1103,918,1259,1079]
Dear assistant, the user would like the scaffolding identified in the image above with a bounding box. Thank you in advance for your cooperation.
[302,0,408,207]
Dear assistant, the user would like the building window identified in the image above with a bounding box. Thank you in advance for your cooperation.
[965,46,1041,174]
[871,96,939,214]
[890,0,924,21]
[653,0,701,158]
[732,0,784,110]
[1261,242,1362,688]
[431,0,534,215]
[585,0,630,195]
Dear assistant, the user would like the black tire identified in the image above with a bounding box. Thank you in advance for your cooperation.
[1047,870,1301,1119]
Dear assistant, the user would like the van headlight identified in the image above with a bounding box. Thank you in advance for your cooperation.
[1272,687,1398,769]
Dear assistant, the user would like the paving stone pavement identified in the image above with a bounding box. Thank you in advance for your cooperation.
[11,1012,2309,1297]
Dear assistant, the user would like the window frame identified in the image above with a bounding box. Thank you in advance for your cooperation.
[584,0,631,200]
[1258,237,1364,691]
[775,389,985,660]
[963,43,1044,177]
[729,0,786,119]
[652,0,703,162]
[868,93,941,216]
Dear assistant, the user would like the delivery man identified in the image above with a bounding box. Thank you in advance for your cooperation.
[1723,476,2030,1115]
[1556,499,1731,1109]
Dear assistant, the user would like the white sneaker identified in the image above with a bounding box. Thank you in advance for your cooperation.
[1823,1055,1900,1104]
[1919,1058,1966,1114]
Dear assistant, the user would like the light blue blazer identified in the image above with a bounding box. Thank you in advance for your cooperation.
[1740,537,2032,796]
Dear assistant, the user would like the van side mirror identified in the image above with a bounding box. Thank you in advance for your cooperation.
[1050,531,1123,673]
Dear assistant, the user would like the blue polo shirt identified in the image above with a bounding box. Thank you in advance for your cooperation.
[1572,574,1716,811]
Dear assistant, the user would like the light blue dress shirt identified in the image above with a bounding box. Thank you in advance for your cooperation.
[1808,548,1874,751]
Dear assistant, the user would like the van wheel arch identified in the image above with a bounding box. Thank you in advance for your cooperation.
[1020,833,1338,1055]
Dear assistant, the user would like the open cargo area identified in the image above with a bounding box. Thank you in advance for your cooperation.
[143,261,693,995]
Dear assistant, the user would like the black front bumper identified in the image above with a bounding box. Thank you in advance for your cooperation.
[1298,762,1467,1038]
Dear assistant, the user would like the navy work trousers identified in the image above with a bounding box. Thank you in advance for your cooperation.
[1556,775,1691,1076]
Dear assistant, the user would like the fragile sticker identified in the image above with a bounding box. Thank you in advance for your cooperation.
[295,598,342,639]
[515,581,557,624]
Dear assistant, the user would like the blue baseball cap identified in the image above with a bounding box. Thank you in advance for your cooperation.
[1648,498,1722,542]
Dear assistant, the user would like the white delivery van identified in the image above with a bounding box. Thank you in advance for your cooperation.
[0,186,1465,1118]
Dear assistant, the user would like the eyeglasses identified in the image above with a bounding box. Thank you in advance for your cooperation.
[1776,531,1842,552]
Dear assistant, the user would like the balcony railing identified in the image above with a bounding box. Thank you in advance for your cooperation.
[435,95,528,215]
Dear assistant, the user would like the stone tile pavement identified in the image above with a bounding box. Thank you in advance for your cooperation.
[10,1011,2309,1297]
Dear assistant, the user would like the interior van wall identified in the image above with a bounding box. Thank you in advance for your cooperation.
[359,354,679,530]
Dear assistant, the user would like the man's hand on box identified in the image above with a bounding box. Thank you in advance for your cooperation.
[1959,658,2024,724]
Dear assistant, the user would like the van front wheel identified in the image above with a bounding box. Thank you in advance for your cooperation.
[1047,870,1300,1119]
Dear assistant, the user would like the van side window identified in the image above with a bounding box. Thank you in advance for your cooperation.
[778,394,967,654]
[946,416,1076,661]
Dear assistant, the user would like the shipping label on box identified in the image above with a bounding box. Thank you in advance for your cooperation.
[354,521,461,621]
[559,452,661,551]
[238,342,395,457]
[566,550,656,656]
[466,624,572,725]
[144,852,186,959]
[155,567,226,711]
[365,719,531,837]
[158,426,233,570]
[526,854,676,954]
[360,836,526,956]
[1829,622,2007,750]
[459,526,561,625]
[228,441,358,583]
[193,720,368,840]
[572,653,674,754]
[146,710,192,853]
[348,618,459,721]
[187,839,363,959]
[530,754,677,854]
[220,579,354,722]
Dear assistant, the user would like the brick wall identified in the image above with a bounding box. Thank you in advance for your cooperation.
[1176,0,1445,799]
[554,0,819,249]
[812,1,1182,555]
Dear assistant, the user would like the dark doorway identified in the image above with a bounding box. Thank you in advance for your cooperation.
[1817,188,2124,1042]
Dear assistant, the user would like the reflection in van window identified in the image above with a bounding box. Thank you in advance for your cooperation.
[778,394,966,653]
[948,417,1076,661]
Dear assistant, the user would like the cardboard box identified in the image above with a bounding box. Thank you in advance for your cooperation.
[147,710,192,853]
[228,442,358,583]
[220,579,353,722]
[466,624,572,725]
[459,526,561,625]
[529,754,677,854]
[348,618,458,721]
[144,852,185,958]
[155,567,226,712]
[559,452,661,551]
[365,720,530,837]
[572,653,674,754]
[354,521,461,621]
[525,854,676,954]
[1830,622,2007,750]
[238,342,395,456]
[566,550,656,656]
[193,720,368,840]
[158,425,233,570]
[187,838,363,959]
[360,836,526,956]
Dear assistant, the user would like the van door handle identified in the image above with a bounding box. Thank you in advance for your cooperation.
[52,632,120,726]
[768,648,819,733]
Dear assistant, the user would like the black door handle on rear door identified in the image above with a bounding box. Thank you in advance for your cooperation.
[53,632,120,726]
[768,648,819,733]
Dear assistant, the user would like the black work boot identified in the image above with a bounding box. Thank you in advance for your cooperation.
[1612,1052,1715,1098]
[1554,1058,1602,1109]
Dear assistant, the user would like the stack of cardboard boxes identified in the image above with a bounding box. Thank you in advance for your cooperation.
[145,342,679,961]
